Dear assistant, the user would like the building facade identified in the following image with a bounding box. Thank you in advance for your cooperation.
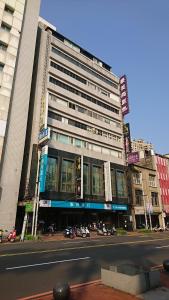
[128,151,164,230]
[19,19,130,232]
[0,0,41,231]
[155,154,169,224]
[131,139,154,153]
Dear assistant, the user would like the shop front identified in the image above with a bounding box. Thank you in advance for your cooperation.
[38,199,128,230]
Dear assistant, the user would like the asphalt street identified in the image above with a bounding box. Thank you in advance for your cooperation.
[1,233,169,300]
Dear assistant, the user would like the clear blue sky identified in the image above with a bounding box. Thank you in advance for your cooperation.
[40,0,169,154]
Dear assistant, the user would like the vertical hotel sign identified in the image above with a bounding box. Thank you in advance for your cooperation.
[123,123,131,154]
[120,75,129,116]
[39,145,48,192]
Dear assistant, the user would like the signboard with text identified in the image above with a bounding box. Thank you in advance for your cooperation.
[128,152,140,164]
[123,123,131,154]
[120,75,129,116]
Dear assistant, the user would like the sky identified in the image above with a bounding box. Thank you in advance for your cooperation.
[40,0,169,154]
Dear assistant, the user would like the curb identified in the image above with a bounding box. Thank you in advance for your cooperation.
[18,280,101,300]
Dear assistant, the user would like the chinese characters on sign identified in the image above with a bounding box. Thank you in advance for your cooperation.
[120,75,129,116]
[123,123,131,154]
[128,152,140,164]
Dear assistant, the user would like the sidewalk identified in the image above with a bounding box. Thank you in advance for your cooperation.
[19,271,169,300]
[19,280,139,300]
[39,230,142,242]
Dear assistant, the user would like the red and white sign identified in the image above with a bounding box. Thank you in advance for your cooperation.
[120,75,129,116]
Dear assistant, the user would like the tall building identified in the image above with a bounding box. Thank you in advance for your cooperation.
[19,18,130,231]
[0,0,41,231]
[131,139,153,152]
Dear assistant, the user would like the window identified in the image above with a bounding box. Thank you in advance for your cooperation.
[151,192,158,206]
[69,102,75,109]
[51,46,118,89]
[0,42,7,51]
[133,172,142,184]
[1,22,11,32]
[83,164,90,194]
[49,76,119,114]
[50,61,86,84]
[135,189,143,206]
[4,5,14,14]
[116,171,127,197]
[74,139,82,148]
[45,157,58,191]
[61,159,75,192]
[0,63,4,72]
[149,174,156,187]
[58,134,69,144]
[48,111,62,121]
[92,165,104,195]
[111,169,116,196]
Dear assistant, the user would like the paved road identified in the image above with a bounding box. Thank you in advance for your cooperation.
[1,233,169,300]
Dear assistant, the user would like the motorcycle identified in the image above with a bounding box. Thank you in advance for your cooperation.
[7,229,16,242]
[107,226,117,236]
[76,226,90,238]
[76,227,87,238]
[97,225,108,236]
[64,227,76,239]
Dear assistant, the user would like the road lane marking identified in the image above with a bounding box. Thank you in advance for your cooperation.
[155,245,169,249]
[6,256,91,270]
[1,237,169,258]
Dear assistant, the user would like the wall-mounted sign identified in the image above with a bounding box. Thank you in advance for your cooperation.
[120,75,129,116]
[39,145,48,193]
[38,127,50,145]
[39,200,128,211]
[128,152,140,164]
[123,123,131,154]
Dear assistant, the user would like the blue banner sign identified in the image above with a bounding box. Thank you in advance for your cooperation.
[39,146,48,192]
[47,201,128,211]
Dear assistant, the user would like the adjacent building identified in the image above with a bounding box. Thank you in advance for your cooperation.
[155,154,169,224]
[128,150,164,230]
[19,18,130,231]
[0,0,41,231]
[131,139,154,153]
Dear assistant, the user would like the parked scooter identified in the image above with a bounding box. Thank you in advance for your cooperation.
[97,224,108,236]
[76,226,90,238]
[153,225,164,232]
[64,227,76,239]
[107,226,117,236]
[7,229,16,242]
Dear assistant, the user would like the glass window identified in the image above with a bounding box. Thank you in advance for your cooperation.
[57,98,68,107]
[83,164,90,194]
[149,174,156,187]
[133,172,142,184]
[0,63,4,72]
[92,145,101,153]
[4,5,14,14]
[69,102,75,109]
[135,189,143,205]
[45,157,58,191]
[116,171,127,197]
[58,134,69,144]
[0,42,7,51]
[75,139,82,148]
[151,192,158,206]
[1,22,11,31]
[92,165,104,195]
[61,159,75,192]
[111,169,116,197]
